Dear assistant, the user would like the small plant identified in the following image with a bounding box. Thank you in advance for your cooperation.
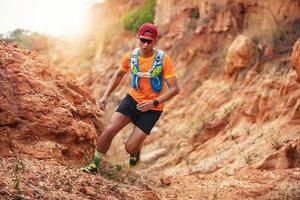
[189,7,200,19]
[230,133,236,140]
[270,138,282,150]
[209,112,217,122]
[244,127,251,135]
[212,175,219,200]
[245,155,252,165]
[13,153,25,200]
[257,133,264,139]
[128,173,138,184]
[100,164,123,181]
[116,164,123,172]
[244,153,257,165]
[218,48,227,66]
[201,17,210,25]
[213,193,218,200]
[224,172,231,177]
[224,102,238,115]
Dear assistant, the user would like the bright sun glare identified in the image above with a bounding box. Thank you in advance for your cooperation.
[0,0,103,37]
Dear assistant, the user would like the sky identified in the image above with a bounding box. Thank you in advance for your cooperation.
[0,0,104,37]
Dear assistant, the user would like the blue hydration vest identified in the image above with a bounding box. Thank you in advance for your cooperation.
[130,48,164,93]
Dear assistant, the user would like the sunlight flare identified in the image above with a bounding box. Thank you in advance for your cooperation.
[0,0,103,37]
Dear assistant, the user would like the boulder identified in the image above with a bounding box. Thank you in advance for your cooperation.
[0,42,104,163]
[224,35,257,76]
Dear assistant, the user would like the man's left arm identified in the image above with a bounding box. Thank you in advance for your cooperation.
[156,77,180,104]
[136,77,180,112]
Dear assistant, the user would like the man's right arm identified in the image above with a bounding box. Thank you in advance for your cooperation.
[99,69,127,110]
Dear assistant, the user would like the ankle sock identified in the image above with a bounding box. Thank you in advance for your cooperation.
[92,151,103,168]
[130,152,140,157]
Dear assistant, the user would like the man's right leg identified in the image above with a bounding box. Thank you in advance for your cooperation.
[96,112,131,153]
[81,112,131,173]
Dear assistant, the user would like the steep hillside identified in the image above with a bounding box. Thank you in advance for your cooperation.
[1,0,300,199]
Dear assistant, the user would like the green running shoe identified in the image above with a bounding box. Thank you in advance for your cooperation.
[80,163,98,174]
[129,152,140,167]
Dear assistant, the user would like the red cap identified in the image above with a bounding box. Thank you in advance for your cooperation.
[138,23,158,40]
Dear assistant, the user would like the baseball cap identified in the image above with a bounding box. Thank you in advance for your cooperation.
[138,23,158,40]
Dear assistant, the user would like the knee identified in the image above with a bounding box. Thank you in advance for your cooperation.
[100,125,118,140]
[125,142,139,154]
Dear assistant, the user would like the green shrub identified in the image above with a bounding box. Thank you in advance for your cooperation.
[122,0,156,32]
[2,29,48,50]
[8,29,31,48]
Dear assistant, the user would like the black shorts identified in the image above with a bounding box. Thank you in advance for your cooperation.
[116,94,162,135]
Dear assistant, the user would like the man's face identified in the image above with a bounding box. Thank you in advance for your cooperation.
[138,31,156,53]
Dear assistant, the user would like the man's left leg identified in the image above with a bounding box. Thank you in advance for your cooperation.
[125,126,148,167]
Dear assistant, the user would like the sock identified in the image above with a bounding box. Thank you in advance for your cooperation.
[130,152,140,157]
[92,151,103,168]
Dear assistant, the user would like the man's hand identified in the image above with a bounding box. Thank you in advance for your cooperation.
[98,96,108,110]
[97,69,127,111]
[137,100,155,112]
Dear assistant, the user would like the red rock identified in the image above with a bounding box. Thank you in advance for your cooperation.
[11,52,26,63]
[0,42,104,163]
[142,191,161,200]
[83,186,96,196]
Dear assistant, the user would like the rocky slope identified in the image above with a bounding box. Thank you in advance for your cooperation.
[1,0,300,199]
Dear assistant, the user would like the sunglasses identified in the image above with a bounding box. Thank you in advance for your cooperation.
[139,38,154,44]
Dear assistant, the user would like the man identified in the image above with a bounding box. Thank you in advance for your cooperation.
[81,23,180,173]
